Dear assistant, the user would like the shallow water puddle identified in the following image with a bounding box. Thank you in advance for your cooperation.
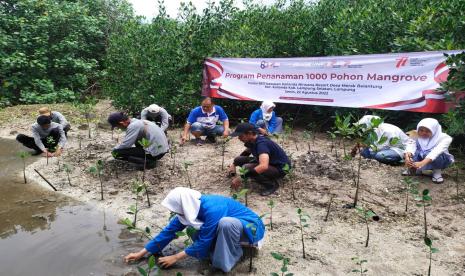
[0,138,140,276]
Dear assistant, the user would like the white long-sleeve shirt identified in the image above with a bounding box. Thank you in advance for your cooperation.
[373,123,416,158]
[406,132,453,161]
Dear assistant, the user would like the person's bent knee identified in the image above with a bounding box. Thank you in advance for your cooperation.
[16,134,27,142]
[190,122,203,133]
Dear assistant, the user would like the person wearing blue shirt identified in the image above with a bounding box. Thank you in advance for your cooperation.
[181,97,230,146]
[124,187,265,273]
[229,123,291,196]
[249,101,283,135]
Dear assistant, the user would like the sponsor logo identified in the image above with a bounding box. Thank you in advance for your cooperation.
[395,57,408,68]
[260,61,280,69]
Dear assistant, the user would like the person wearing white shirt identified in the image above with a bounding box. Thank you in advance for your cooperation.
[404,118,454,184]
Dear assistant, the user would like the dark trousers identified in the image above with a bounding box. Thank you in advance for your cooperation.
[112,144,165,165]
[233,156,283,187]
[16,129,60,153]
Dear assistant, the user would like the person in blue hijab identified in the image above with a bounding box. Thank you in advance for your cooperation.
[249,101,283,135]
[124,187,265,273]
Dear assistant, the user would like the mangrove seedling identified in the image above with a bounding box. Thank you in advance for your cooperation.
[283,124,293,147]
[137,255,160,276]
[74,99,96,139]
[89,159,105,200]
[302,130,312,152]
[324,194,335,222]
[63,163,73,186]
[450,161,464,199]
[220,137,231,170]
[175,226,197,247]
[327,131,338,158]
[270,252,293,276]
[334,113,355,156]
[232,188,249,204]
[170,141,178,170]
[283,164,296,201]
[18,151,30,184]
[424,237,439,276]
[297,208,310,258]
[120,218,153,241]
[350,257,368,275]
[45,136,55,165]
[183,161,193,188]
[355,206,377,247]
[416,189,432,239]
[111,151,119,178]
[127,181,145,227]
[138,138,153,207]
[239,167,250,206]
[268,199,275,230]
[403,177,419,212]
[245,222,259,272]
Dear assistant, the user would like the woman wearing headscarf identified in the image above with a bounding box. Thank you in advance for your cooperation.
[124,187,265,273]
[355,115,416,165]
[404,118,454,183]
[249,101,283,135]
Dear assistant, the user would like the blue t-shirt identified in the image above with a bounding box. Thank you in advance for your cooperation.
[250,135,290,171]
[144,195,265,259]
[187,106,228,129]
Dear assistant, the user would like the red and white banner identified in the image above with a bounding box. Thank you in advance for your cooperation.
[202,50,463,113]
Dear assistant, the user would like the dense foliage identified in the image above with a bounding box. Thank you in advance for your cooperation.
[0,0,132,106]
[2,0,464,140]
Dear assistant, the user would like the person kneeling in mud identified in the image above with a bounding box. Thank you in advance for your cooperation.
[354,115,416,165]
[108,112,169,169]
[124,187,265,273]
[404,118,454,184]
[16,115,67,157]
[228,123,291,196]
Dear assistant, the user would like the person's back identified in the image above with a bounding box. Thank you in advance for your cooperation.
[251,135,290,171]
[143,120,169,156]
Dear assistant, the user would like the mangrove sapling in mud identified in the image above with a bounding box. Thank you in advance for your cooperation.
[297,208,310,258]
[283,163,296,201]
[403,177,419,212]
[334,113,355,156]
[111,151,119,178]
[416,189,432,239]
[170,141,178,170]
[239,167,250,206]
[74,99,96,139]
[220,137,231,170]
[63,164,73,186]
[232,188,249,204]
[45,136,55,165]
[245,222,260,272]
[324,194,335,222]
[283,124,293,147]
[175,226,197,247]
[137,255,160,276]
[89,159,105,200]
[355,206,378,247]
[127,181,144,227]
[450,161,464,199]
[302,130,312,152]
[268,200,275,230]
[327,131,338,158]
[18,151,30,184]
[183,161,193,188]
[138,138,153,207]
[270,252,293,276]
[424,237,439,276]
[350,257,368,275]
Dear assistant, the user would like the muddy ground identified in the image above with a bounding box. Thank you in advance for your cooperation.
[1,101,464,276]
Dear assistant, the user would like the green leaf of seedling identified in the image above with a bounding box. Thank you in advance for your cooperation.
[281,266,288,273]
[297,208,302,214]
[270,273,280,276]
[303,224,309,227]
[424,237,432,247]
[363,269,368,272]
[271,252,283,260]
[360,260,367,263]
[137,266,148,276]
[285,273,294,276]
[145,227,151,234]
[431,248,439,253]
[176,273,183,276]
[366,211,376,218]
[423,195,432,201]
[301,218,307,223]
[351,257,358,261]
[176,231,186,237]
[422,189,430,196]
[148,255,156,269]
[136,185,144,193]
[352,270,360,272]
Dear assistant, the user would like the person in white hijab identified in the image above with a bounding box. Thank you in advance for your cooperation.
[124,187,265,273]
[249,101,283,135]
[404,118,454,183]
[355,115,416,165]
[140,104,172,132]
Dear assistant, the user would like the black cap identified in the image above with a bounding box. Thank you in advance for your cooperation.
[107,112,128,129]
[37,115,51,125]
[230,123,257,137]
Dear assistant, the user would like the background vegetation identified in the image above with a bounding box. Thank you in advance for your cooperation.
[1,0,464,144]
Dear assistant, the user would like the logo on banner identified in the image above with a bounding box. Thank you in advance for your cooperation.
[260,61,280,69]
[395,57,409,68]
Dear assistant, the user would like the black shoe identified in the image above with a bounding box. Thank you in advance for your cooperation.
[260,181,279,196]
[206,135,217,143]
